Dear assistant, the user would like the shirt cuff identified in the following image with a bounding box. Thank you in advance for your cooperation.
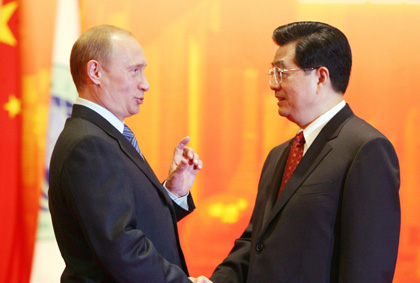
[163,182,189,211]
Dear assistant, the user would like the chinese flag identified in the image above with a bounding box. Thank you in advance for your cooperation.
[0,0,29,282]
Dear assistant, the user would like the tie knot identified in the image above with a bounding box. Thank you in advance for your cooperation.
[123,124,135,139]
[293,131,305,147]
[122,124,143,158]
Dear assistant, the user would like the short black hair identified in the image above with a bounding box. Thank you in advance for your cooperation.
[273,21,352,94]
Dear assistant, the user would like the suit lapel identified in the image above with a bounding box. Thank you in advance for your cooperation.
[269,135,332,219]
[71,105,173,206]
[260,142,291,229]
[261,104,354,233]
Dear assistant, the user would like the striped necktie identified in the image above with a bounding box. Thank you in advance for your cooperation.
[123,124,144,159]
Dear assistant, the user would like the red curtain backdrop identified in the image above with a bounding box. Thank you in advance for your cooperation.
[0,0,419,282]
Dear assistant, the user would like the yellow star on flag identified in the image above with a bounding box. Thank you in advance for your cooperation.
[0,1,18,46]
[4,94,22,118]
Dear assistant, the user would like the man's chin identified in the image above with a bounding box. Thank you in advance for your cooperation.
[277,108,288,117]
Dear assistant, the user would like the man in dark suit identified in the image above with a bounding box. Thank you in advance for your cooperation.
[211,21,400,283]
[49,25,211,283]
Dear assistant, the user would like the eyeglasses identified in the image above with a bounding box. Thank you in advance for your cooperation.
[268,67,316,85]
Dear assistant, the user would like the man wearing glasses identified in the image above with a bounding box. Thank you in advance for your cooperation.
[211,21,400,283]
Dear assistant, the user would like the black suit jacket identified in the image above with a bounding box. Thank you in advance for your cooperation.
[211,105,400,283]
[49,105,194,283]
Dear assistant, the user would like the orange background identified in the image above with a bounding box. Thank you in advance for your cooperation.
[18,0,420,281]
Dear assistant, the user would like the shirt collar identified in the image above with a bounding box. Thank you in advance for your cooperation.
[75,97,125,134]
[300,100,346,154]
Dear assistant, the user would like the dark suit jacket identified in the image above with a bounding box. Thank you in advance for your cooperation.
[49,105,194,283]
[211,105,400,283]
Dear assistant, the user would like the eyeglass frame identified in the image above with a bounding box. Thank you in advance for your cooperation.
[268,66,317,85]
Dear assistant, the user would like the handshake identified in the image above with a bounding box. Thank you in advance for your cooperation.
[189,276,213,283]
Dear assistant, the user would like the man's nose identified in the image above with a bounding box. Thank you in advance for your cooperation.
[140,75,150,92]
[270,80,281,90]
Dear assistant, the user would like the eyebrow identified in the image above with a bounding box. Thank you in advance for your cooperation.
[129,63,147,69]
[271,60,286,68]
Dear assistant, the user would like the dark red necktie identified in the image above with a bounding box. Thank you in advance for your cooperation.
[278,131,305,198]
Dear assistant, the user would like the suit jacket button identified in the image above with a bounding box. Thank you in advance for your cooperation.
[255,243,264,252]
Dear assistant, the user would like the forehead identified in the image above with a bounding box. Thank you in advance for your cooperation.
[272,41,297,68]
[110,34,147,65]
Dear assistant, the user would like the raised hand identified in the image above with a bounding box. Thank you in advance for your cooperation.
[166,137,203,197]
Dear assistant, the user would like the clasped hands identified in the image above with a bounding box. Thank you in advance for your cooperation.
[166,136,203,197]
[189,276,213,283]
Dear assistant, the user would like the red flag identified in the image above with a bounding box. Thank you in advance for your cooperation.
[0,0,29,282]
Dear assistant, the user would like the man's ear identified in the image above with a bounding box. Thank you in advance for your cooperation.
[87,60,102,85]
[316,66,330,92]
